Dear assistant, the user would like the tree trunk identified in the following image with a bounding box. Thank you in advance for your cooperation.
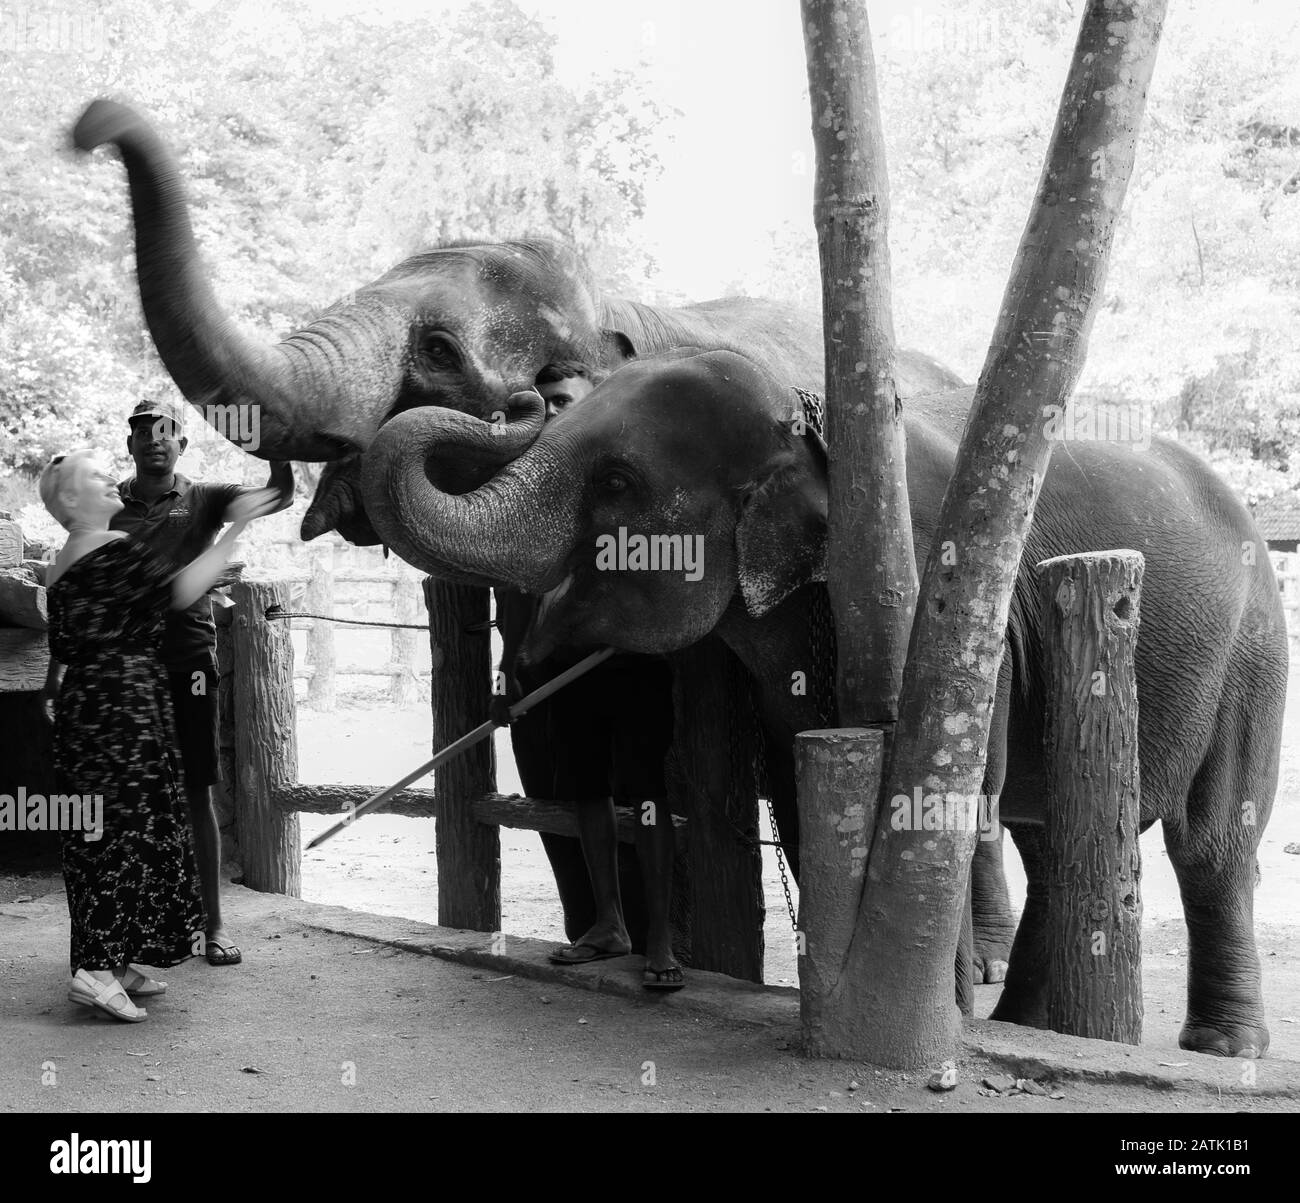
[801,0,915,728]
[1041,551,1144,1044]
[796,727,881,1052]
[820,0,1169,1067]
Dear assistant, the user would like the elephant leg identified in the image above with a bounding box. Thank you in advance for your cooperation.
[1165,673,1278,1058]
[956,884,975,1016]
[972,832,1015,985]
[971,652,1017,983]
[989,823,1051,1028]
[1167,840,1268,1058]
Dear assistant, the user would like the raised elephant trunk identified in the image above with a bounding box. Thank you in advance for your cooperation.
[72,99,404,462]
[362,394,576,590]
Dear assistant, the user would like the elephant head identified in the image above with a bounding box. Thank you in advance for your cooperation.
[361,348,829,656]
[72,100,638,542]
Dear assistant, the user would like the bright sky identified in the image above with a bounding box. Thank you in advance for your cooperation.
[220,0,1297,299]
[257,0,944,297]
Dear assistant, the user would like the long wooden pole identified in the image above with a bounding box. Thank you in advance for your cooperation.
[306,645,614,849]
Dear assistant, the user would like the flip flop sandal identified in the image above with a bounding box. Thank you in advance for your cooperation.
[643,966,686,992]
[119,966,167,996]
[206,940,242,966]
[68,971,147,1023]
[548,942,630,966]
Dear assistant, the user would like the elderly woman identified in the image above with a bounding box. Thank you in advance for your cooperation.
[40,449,278,1022]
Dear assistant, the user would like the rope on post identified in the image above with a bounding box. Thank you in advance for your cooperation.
[265,604,429,630]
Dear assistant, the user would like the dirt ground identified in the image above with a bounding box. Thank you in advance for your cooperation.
[5,883,1294,1116]
[2,640,1297,1112]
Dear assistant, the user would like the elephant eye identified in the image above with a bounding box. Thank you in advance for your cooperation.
[598,471,629,494]
[421,333,462,372]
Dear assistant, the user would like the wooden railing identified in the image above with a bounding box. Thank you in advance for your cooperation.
[259,537,428,710]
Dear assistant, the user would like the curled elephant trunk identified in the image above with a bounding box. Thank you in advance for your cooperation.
[362,392,576,590]
[72,99,403,462]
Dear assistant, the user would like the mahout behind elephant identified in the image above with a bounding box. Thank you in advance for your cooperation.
[360,348,1288,1058]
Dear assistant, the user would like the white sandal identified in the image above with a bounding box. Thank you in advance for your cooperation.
[69,969,148,1022]
[118,966,167,997]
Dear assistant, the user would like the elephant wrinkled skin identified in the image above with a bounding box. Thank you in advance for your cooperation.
[363,349,1289,1059]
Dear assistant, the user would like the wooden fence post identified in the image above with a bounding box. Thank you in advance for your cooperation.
[230,579,301,896]
[667,638,765,982]
[425,578,500,930]
[305,541,335,711]
[390,573,422,708]
[1039,549,1144,1044]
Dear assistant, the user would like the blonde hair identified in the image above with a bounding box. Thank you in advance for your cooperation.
[38,449,97,530]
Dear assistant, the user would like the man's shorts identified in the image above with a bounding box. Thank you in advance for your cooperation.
[512,654,674,802]
[167,666,220,792]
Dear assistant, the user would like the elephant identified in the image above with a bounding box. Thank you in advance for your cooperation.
[358,347,1289,1058]
[73,98,1036,976]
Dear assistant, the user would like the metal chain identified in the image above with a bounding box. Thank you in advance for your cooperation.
[750,686,799,932]
[736,387,832,932]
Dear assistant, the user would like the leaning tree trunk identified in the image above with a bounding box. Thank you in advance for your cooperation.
[816,0,1169,1067]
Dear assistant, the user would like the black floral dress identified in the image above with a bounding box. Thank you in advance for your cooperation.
[48,537,206,973]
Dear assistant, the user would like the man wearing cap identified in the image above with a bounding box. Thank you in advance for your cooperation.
[41,398,294,967]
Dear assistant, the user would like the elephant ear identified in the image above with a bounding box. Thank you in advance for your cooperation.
[600,329,637,364]
[735,421,829,617]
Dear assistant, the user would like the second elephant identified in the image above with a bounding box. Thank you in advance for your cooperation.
[360,348,1288,1059]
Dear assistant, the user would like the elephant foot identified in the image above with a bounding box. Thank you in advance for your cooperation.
[1179,1019,1269,1059]
[973,918,1016,985]
[988,988,1049,1030]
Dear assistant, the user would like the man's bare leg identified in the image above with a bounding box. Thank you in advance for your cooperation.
[634,795,682,989]
[187,783,239,966]
[550,797,631,962]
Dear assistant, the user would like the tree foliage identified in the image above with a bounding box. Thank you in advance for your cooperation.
[0,0,668,476]
[739,0,1300,498]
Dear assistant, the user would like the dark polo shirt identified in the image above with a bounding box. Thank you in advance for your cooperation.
[112,473,244,672]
